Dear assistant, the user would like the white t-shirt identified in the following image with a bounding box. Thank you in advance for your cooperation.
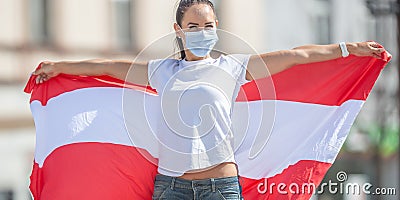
[148,54,251,177]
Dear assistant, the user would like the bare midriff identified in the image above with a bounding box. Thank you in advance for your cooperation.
[178,162,238,180]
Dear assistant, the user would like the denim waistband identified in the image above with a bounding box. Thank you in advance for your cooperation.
[155,174,240,190]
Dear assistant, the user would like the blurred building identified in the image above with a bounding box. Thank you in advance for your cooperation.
[0,0,398,199]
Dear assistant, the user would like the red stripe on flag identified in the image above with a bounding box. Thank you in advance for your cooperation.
[237,54,390,105]
[30,143,331,200]
[30,143,158,200]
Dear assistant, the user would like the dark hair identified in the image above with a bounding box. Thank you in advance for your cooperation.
[175,0,217,59]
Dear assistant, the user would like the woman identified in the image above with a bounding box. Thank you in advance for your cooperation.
[34,0,384,199]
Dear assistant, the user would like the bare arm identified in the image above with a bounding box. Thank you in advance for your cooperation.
[246,41,385,81]
[34,59,149,86]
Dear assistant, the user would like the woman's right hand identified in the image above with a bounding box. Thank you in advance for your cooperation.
[33,61,61,84]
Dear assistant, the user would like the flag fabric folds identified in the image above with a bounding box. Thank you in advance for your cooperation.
[25,52,390,200]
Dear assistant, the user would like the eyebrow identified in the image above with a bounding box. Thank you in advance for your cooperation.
[187,22,214,26]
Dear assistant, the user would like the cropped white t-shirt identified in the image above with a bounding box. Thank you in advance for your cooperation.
[148,54,251,177]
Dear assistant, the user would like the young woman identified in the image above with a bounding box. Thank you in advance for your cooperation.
[34,0,384,199]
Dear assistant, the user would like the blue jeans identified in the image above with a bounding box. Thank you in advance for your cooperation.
[152,174,244,200]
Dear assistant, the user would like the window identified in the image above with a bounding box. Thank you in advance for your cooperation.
[311,0,332,44]
[0,189,13,200]
[111,0,133,51]
[314,15,331,44]
[28,0,52,45]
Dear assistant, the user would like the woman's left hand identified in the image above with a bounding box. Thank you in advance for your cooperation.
[348,41,385,59]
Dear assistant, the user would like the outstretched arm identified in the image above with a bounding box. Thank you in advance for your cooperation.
[33,59,149,85]
[246,41,385,81]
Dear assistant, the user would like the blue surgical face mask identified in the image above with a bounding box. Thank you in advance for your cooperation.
[181,28,219,57]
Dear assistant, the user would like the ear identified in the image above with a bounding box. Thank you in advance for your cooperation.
[215,20,219,27]
[174,23,184,38]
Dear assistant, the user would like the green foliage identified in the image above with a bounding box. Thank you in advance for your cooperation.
[379,126,399,156]
[357,123,399,157]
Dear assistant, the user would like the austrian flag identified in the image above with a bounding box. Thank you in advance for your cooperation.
[25,51,391,200]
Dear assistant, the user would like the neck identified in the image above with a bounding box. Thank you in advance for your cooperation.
[184,51,211,61]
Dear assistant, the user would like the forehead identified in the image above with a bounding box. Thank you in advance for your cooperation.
[181,4,215,24]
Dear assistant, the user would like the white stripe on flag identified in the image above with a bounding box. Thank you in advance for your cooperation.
[32,87,363,179]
